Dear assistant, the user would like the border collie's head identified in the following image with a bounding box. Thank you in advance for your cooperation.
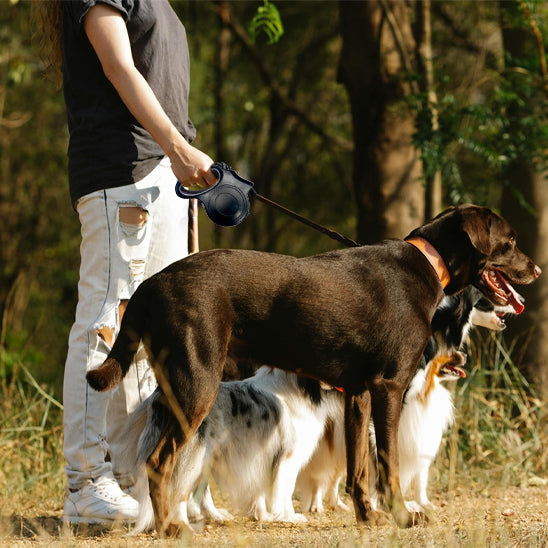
[470,291,522,332]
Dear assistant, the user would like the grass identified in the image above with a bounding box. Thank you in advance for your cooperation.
[0,359,65,525]
[0,333,546,546]
[448,330,547,488]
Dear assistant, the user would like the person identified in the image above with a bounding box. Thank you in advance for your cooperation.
[36,0,216,524]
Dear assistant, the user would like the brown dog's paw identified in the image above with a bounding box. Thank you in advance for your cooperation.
[159,522,192,539]
[361,509,390,527]
[394,508,429,528]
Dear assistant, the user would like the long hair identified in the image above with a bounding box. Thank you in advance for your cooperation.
[32,0,63,87]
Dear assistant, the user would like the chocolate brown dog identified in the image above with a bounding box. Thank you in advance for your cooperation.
[87,204,540,536]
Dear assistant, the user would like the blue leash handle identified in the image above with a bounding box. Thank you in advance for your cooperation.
[175,163,255,227]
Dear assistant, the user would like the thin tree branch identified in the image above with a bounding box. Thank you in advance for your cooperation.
[0,111,32,129]
[415,0,441,220]
[432,3,486,56]
[218,6,353,152]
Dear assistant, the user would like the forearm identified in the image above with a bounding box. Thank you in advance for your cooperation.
[105,63,185,158]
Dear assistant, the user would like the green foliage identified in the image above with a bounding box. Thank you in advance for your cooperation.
[1,2,81,390]
[177,1,353,257]
[248,1,284,45]
[409,0,547,209]
[1,330,44,383]
[411,72,546,208]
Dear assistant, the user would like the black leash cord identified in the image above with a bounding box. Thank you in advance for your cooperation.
[253,192,360,248]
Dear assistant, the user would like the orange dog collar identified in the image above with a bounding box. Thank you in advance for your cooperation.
[405,237,451,289]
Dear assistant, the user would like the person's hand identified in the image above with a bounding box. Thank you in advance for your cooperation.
[170,140,217,189]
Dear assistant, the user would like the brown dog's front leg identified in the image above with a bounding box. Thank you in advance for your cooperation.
[370,380,427,528]
[147,434,187,538]
[344,391,389,526]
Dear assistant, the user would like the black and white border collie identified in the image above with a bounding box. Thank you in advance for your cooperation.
[126,367,342,533]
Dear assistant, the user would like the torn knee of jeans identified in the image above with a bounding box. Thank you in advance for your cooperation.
[96,300,130,348]
[129,258,146,283]
[97,324,116,348]
[119,203,149,237]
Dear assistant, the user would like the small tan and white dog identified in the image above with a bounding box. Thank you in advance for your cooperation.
[294,352,464,515]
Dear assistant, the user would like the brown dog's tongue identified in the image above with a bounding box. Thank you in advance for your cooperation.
[508,291,525,314]
[495,271,525,314]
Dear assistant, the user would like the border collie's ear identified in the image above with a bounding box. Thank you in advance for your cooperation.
[460,205,492,255]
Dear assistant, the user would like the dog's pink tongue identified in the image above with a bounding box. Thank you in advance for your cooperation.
[448,365,466,378]
[496,271,525,314]
[509,290,525,314]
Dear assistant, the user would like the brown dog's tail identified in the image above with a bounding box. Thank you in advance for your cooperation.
[86,289,146,392]
[86,357,125,392]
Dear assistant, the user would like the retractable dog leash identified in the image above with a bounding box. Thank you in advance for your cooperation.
[175,163,360,248]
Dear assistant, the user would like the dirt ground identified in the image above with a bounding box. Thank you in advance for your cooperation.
[1,485,546,547]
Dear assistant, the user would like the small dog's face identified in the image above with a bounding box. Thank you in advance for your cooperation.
[432,351,467,383]
[460,206,541,314]
[419,353,467,402]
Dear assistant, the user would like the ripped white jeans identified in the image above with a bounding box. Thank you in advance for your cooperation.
[63,157,188,490]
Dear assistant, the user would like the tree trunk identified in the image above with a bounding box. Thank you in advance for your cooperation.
[338,0,423,243]
[499,5,548,399]
[415,0,442,220]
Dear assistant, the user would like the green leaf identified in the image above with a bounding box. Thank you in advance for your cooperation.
[249,1,284,45]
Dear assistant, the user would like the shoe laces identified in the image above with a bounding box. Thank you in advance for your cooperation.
[87,476,127,501]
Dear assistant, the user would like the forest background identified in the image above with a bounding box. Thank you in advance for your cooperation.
[0,1,547,539]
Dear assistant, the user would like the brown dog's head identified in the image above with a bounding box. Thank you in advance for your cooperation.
[459,205,541,314]
[407,204,541,313]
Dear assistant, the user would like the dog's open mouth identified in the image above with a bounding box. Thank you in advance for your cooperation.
[435,352,467,380]
[481,269,525,314]
[440,362,466,379]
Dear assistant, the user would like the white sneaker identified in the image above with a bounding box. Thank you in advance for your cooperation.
[63,476,139,524]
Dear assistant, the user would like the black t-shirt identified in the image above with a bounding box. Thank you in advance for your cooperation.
[62,0,196,206]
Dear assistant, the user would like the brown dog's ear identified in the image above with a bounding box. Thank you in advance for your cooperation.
[460,205,492,255]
